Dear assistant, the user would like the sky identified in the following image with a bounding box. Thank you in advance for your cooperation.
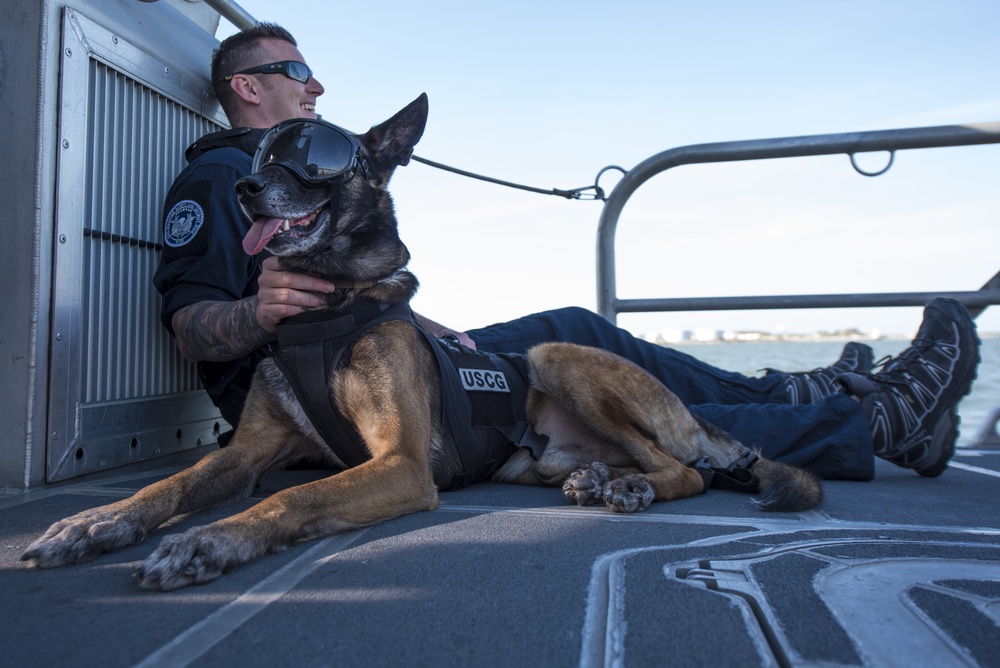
[216,1,1000,339]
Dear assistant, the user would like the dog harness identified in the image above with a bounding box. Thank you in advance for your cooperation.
[272,299,548,490]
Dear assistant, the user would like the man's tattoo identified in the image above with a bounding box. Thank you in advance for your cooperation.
[174,298,274,362]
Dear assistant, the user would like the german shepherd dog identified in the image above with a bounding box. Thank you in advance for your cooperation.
[23,94,820,589]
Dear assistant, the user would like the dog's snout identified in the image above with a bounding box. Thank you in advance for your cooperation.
[235,173,266,200]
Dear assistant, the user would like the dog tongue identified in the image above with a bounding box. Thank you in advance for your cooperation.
[243,217,284,255]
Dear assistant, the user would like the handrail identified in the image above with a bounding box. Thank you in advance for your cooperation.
[596,122,1000,323]
[202,0,256,30]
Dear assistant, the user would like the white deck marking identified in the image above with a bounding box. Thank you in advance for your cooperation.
[575,521,1000,668]
[948,461,1000,478]
[133,529,369,668]
[818,559,999,666]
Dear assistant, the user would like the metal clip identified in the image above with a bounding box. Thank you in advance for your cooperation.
[729,448,759,473]
[559,185,605,200]
[555,165,630,201]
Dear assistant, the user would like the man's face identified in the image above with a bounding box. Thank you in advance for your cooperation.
[249,39,325,127]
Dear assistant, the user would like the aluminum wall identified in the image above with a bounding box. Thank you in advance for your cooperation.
[2,0,233,488]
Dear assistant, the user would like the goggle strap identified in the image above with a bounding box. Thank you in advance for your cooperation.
[327,179,344,229]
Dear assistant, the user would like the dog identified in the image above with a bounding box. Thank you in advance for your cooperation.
[22,94,821,590]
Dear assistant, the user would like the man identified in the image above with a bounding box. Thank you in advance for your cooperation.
[154,24,980,481]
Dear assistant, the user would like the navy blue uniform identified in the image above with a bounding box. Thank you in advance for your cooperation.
[153,128,271,425]
[469,308,873,480]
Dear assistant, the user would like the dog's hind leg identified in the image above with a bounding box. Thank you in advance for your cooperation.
[526,342,821,512]
[558,447,707,512]
[525,343,720,510]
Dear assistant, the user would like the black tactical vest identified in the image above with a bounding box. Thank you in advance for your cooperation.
[272,299,547,490]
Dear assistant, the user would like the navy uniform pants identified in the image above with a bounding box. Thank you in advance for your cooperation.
[469,307,874,480]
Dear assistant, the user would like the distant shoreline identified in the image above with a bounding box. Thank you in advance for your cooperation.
[658,332,999,345]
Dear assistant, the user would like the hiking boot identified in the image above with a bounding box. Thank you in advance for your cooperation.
[774,341,875,405]
[837,298,980,477]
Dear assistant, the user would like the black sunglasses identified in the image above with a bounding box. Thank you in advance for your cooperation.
[253,119,367,185]
[223,60,313,84]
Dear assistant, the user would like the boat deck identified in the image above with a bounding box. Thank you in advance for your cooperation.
[3,449,999,667]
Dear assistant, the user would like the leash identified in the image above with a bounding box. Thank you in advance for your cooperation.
[411,155,625,202]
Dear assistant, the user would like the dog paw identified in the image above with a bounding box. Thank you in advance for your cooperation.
[135,526,253,591]
[601,475,655,513]
[21,509,146,568]
[563,462,612,506]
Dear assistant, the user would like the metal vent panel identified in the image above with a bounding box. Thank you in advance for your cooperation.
[81,60,215,402]
[48,8,229,481]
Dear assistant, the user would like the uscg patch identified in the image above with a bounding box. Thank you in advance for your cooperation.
[163,199,205,248]
[459,368,510,393]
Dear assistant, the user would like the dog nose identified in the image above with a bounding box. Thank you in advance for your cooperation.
[235,173,266,199]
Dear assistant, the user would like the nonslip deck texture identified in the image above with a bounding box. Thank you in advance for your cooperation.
[3,450,999,667]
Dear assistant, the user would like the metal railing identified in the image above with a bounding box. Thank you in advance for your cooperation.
[596,122,1000,324]
[202,0,256,29]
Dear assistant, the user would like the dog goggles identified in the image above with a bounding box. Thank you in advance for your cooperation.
[224,60,313,84]
[252,119,366,185]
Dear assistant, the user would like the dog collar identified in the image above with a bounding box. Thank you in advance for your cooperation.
[328,269,404,292]
[330,279,378,291]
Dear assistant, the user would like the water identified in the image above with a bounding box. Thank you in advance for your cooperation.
[666,337,1000,446]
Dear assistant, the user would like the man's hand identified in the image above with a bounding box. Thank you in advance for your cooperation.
[413,312,477,350]
[255,256,335,332]
[170,258,337,363]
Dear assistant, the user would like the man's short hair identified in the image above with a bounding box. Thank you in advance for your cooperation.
[211,23,298,118]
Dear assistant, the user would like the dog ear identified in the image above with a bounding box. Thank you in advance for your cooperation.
[361,93,429,185]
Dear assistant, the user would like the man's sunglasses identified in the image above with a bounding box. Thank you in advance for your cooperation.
[223,60,313,84]
[253,119,367,185]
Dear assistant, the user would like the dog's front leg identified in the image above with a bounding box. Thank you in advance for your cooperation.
[21,416,300,569]
[134,327,442,590]
[135,452,438,590]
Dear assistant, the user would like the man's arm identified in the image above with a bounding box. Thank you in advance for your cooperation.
[413,312,477,350]
[171,256,336,363]
[170,256,477,362]
[171,297,273,362]
[255,257,476,349]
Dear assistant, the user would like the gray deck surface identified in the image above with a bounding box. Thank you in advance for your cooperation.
[3,448,999,667]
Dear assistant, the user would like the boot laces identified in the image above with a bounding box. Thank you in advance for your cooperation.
[864,337,938,388]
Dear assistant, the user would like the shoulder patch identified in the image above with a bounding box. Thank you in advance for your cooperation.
[164,199,205,248]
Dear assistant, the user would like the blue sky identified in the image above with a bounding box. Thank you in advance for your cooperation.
[218,1,1000,338]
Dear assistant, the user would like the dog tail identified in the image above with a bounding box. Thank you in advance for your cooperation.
[750,458,823,512]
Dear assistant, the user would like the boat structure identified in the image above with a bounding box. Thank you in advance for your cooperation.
[2,1,999,665]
